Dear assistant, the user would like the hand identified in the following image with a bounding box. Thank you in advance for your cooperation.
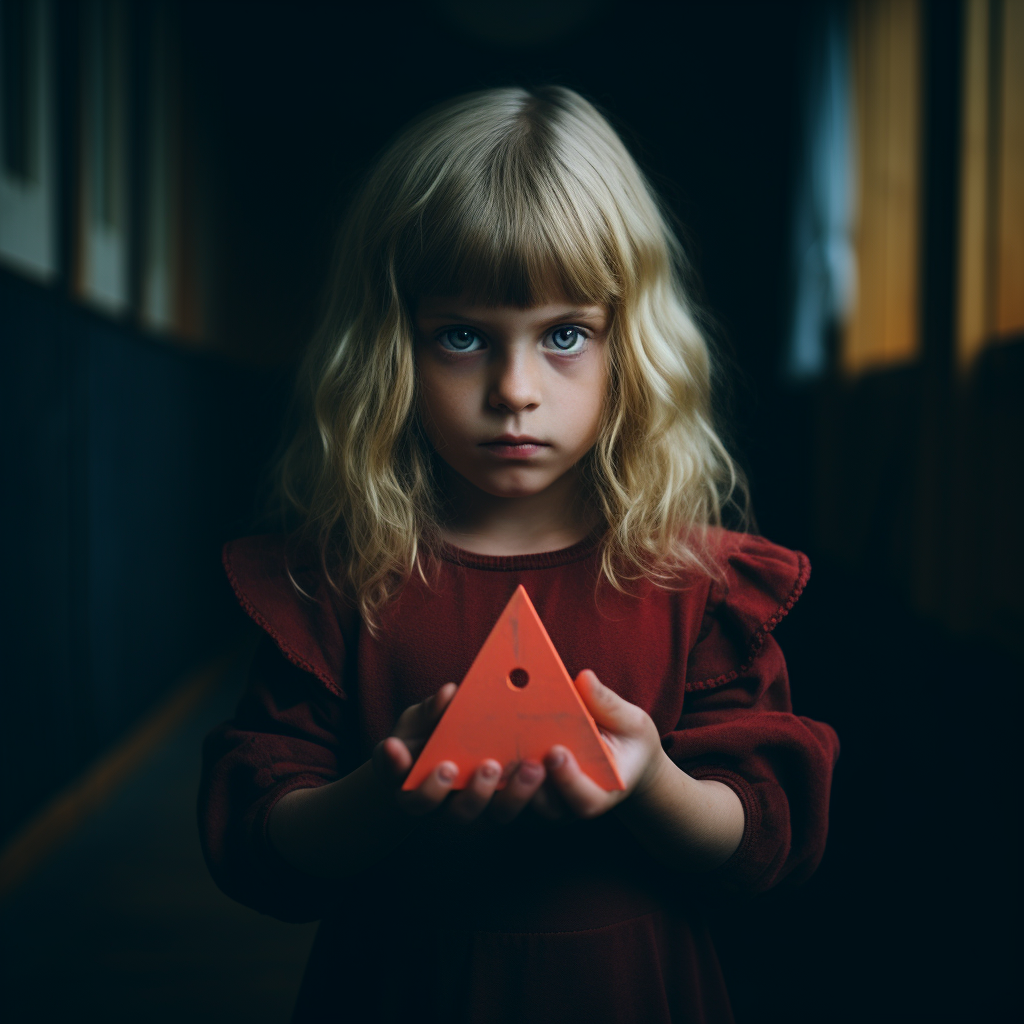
[532,670,667,820]
[371,684,547,823]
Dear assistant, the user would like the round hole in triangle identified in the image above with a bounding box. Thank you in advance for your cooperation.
[508,668,529,689]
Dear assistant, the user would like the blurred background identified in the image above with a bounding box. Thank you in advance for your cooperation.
[1,0,1021,1020]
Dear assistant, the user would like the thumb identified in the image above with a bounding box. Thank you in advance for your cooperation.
[574,670,633,731]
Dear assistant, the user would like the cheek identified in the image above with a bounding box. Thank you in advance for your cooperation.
[578,358,609,440]
[416,364,468,441]
[416,381,445,441]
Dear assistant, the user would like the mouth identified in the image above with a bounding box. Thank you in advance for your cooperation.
[480,435,549,459]
[482,435,548,447]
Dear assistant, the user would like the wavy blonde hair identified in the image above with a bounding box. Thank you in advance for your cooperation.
[275,86,748,628]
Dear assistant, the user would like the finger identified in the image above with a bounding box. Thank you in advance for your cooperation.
[396,760,458,816]
[544,745,610,818]
[372,735,413,785]
[530,779,567,820]
[392,683,457,741]
[446,760,502,822]
[574,671,643,734]
[400,682,456,736]
[488,760,546,824]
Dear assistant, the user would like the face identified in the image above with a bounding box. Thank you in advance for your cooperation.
[414,294,610,508]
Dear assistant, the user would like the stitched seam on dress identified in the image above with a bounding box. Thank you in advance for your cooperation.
[223,545,346,700]
[684,551,811,692]
[437,531,602,571]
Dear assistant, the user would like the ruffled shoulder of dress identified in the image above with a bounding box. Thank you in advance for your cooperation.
[684,528,811,691]
[222,535,350,698]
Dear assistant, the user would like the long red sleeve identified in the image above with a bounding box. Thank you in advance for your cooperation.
[199,635,353,921]
[668,632,839,894]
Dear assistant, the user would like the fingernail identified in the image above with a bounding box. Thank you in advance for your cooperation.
[547,750,566,770]
[438,764,457,783]
[479,762,499,780]
[518,761,542,783]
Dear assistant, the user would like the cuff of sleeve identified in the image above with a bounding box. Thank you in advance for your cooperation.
[252,773,338,921]
[686,766,765,895]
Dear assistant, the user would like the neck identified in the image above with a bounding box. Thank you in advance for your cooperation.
[435,466,601,557]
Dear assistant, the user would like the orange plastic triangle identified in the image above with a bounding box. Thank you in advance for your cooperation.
[403,585,625,791]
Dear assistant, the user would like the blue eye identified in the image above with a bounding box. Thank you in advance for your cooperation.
[548,326,586,351]
[439,328,484,352]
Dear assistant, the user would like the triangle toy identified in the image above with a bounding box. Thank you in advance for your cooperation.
[403,585,624,791]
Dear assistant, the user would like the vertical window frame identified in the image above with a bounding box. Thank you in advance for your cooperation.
[0,0,58,283]
[842,0,924,377]
[74,0,131,316]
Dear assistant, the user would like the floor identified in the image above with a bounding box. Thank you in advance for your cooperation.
[0,660,317,1024]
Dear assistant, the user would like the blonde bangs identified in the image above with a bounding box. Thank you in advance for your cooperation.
[393,121,625,309]
[275,86,748,631]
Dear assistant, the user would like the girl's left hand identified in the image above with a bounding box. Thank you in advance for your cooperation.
[532,670,667,819]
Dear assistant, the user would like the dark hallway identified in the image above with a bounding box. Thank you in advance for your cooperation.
[2,1,1021,1021]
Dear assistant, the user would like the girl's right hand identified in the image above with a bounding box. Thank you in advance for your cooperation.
[371,683,547,823]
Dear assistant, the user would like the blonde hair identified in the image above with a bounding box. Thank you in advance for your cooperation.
[275,86,748,628]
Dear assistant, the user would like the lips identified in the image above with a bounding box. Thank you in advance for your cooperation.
[479,435,549,460]
[482,435,548,446]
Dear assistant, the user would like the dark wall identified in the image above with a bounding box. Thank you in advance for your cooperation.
[0,270,284,844]
[188,0,805,404]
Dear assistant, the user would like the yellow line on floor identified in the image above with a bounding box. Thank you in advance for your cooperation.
[0,651,234,900]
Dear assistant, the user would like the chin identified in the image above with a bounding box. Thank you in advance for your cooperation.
[480,483,547,499]
[475,472,553,499]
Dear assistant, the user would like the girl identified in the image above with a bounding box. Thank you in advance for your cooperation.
[200,86,839,1024]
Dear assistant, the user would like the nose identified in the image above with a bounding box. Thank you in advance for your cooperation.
[487,346,541,414]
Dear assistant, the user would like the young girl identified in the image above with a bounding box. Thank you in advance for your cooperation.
[199,86,839,1024]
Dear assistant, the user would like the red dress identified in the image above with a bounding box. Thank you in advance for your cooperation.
[199,529,839,1023]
